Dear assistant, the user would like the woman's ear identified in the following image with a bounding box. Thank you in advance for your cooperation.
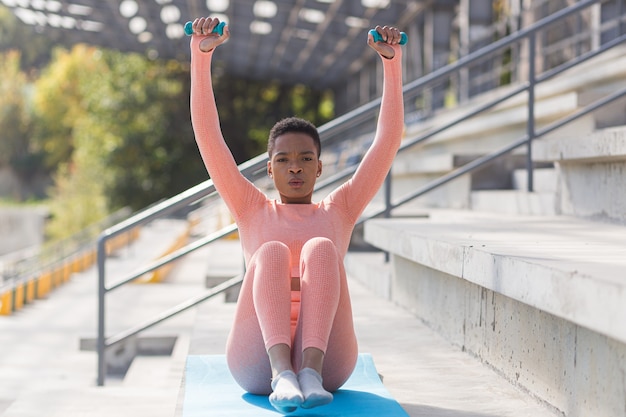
[317,160,322,177]
[267,160,273,178]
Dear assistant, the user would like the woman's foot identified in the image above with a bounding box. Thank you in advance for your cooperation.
[269,370,304,413]
[297,368,333,409]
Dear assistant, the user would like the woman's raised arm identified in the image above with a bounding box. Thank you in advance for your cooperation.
[190,18,260,220]
[332,26,405,222]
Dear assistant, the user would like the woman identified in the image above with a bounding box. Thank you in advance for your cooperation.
[189,17,404,413]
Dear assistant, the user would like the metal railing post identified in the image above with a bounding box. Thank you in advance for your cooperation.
[527,32,536,193]
[383,173,392,263]
[96,235,107,386]
[384,173,392,219]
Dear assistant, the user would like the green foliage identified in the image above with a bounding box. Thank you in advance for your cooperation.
[32,46,111,239]
[45,156,108,240]
[84,51,204,210]
[33,45,101,170]
[0,50,47,200]
[0,50,31,167]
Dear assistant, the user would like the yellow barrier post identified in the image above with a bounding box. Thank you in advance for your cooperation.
[37,273,51,298]
[71,256,82,274]
[0,290,12,315]
[52,267,62,288]
[62,262,71,283]
[13,284,24,311]
[136,224,191,284]
[82,251,93,270]
[25,280,36,303]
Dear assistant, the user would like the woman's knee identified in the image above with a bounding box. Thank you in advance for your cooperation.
[301,237,338,259]
[300,238,340,283]
[252,241,291,267]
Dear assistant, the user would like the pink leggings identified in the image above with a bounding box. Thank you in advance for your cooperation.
[225,237,358,395]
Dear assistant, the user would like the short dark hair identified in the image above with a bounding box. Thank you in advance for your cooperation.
[268,117,321,157]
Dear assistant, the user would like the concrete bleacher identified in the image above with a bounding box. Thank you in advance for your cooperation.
[349,46,626,417]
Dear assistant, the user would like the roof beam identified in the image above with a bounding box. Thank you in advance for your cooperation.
[292,0,344,73]
[269,0,307,72]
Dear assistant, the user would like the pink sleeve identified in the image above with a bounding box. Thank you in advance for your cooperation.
[329,47,404,222]
[190,39,263,221]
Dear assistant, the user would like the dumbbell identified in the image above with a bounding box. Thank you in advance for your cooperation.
[368,29,407,45]
[184,21,226,36]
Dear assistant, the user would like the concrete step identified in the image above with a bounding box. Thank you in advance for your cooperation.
[532,126,626,223]
[122,332,189,389]
[533,126,626,164]
[363,210,626,417]
[512,167,558,192]
[2,385,180,417]
[345,260,555,417]
[392,122,626,218]
[344,251,391,299]
[470,190,558,216]
[202,239,243,303]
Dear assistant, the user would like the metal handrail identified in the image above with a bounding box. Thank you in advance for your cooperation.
[96,0,625,385]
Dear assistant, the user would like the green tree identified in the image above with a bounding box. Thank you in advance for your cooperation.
[33,45,113,238]
[0,50,30,168]
[33,45,101,171]
[0,50,47,200]
[85,51,205,210]
[44,120,110,239]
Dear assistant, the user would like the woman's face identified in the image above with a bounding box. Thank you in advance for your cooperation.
[267,132,322,204]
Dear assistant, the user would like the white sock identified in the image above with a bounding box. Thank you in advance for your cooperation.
[269,370,304,413]
[297,368,333,409]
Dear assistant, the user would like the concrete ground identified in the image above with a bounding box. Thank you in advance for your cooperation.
[0,221,557,417]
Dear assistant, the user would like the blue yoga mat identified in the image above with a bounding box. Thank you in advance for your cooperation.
[182,353,409,416]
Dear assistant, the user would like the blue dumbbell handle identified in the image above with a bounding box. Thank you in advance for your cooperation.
[184,21,225,36]
[369,29,407,45]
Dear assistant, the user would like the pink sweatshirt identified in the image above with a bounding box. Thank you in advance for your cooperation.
[190,40,404,275]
